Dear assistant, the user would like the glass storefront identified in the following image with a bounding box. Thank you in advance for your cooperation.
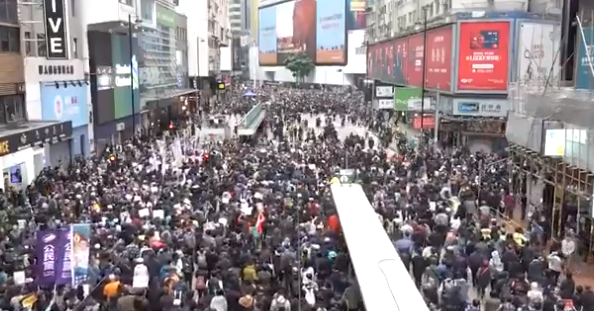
[138,1,184,105]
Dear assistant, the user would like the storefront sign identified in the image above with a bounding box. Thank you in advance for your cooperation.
[412,116,435,129]
[41,83,89,128]
[452,99,509,117]
[375,85,393,98]
[0,121,72,157]
[456,21,510,92]
[377,99,393,110]
[544,129,565,156]
[38,64,75,76]
[394,87,431,112]
[44,0,67,58]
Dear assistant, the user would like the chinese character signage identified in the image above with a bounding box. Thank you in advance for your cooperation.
[452,99,509,117]
[455,21,510,92]
[407,33,424,87]
[425,26,453,91]
[34,224,90,286]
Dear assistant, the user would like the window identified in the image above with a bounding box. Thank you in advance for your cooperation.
[37,33,47,57]
[3,95,25,123]
[6,0,16,23]
[24,31,32,55]
[0,0,8,23]
[8,27,18,52]
[0,28,9,51]
[72,37,78,58]
[71,0,75,17]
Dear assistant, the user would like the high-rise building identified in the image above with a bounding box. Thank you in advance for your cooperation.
[177,0,230,84]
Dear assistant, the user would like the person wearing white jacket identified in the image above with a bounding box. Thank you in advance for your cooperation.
[210,290,228,311]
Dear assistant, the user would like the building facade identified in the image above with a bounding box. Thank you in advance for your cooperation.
[177,0,230,91]
[18,0,89,170]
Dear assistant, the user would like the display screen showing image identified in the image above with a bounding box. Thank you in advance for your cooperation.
[9,165,22,184]
[316,0,346,64]
[258,5,277,65]
[258,0,345,66]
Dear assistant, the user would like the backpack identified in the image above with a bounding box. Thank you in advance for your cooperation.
[195,275,206,290]
[197,251,207,268]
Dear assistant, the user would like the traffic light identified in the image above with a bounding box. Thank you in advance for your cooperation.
[168,122,175,130]
[108,155,117,163]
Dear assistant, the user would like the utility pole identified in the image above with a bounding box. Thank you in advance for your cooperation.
[434,84,440,146]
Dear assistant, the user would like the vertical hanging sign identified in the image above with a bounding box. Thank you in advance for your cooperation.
[44,0,68,58]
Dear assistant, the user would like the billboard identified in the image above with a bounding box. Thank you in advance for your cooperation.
[41,83,89,128]
[316,0,346,64]
[258,5,277,65]
[425,26,453,91]
[343,30,366,74]
[576,26,594,90]
[408,33,424,87]
[517,22,561,84]
[258,0,346,66]
[393,37,408,85]
[455,21,511,92]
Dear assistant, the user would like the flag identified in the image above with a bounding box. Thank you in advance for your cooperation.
[255,212,266,235]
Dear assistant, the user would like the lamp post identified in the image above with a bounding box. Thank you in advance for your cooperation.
[128,14,136,137]
[419,8,428,134]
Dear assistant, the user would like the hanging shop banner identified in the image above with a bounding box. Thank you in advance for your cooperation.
[412,116,435,129]
[393,87,430,112]
[455,20,511,92]
[407,33,424,87]
[452,99,509,117]
[576,25,594,90]
[425,25,453,91]
[517,22,561,84]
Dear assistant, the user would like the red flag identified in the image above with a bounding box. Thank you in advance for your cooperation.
[256,213,266,234]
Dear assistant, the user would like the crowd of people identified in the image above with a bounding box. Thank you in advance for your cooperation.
[0,81,589,311]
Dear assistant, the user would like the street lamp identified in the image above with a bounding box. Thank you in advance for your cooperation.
[127,14,142,137]
[414,8,428,136]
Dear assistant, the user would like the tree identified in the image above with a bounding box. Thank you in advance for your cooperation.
[284,52,315,83]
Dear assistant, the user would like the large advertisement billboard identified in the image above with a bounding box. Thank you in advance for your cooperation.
[316,0,346,64]
[258,0,346,66]
[343,30,366,74]
[258,5,277,65]
[517,22,560,85]
[407,33,424,87]
[425,25,453,90]
[575,26,593,90]
[455,20,511,92]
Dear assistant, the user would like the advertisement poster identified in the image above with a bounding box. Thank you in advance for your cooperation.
[276,0,316,64]
[425,26,453,90]
[456,21,510,92]
[258,5,277,65]
[518,22,561,84]
[576,25,594,90]
[316,0,346,64]
[408,33,425,87]
[394,37,408,85]
[40,84,88,128]
[72,224,91,286]
[382,42,390,82]
[343,30,366,74]
[111,33,140,120]
[347,0,366,30]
